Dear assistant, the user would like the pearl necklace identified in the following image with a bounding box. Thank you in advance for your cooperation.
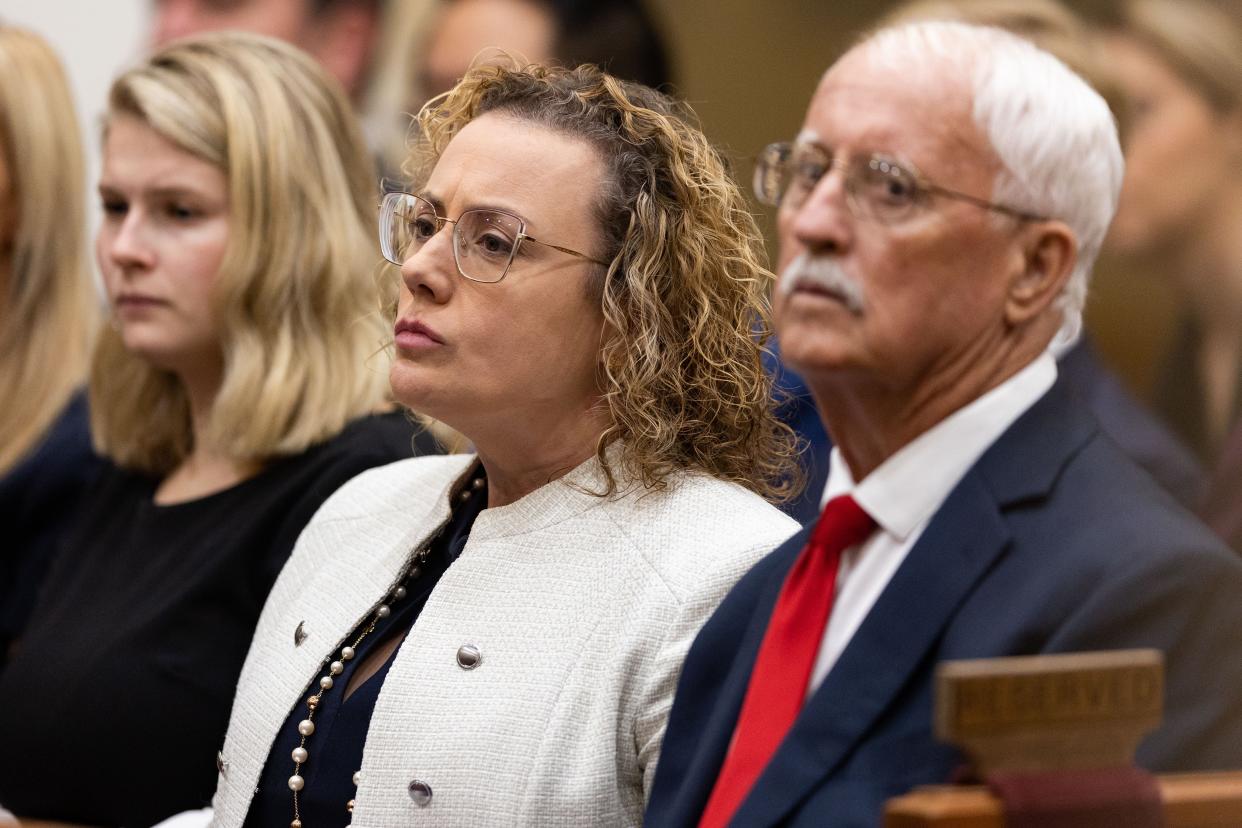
[287,474,486,827]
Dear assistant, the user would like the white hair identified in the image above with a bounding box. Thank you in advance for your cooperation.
[855,21,1124,347]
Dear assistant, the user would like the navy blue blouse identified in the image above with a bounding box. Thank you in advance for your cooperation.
[244,472,486,826]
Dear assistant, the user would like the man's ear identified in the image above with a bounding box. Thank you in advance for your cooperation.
[1005,220,1077,327]
[305,3,380,100]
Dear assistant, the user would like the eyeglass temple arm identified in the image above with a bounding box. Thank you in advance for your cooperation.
[522,234,611,266]
[925,183,1048,222]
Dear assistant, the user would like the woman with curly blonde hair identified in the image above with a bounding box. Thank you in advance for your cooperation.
[203,61,800,826]
[0,33,436,827]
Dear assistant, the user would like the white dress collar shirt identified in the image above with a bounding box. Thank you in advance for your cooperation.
[806,352,1057,695]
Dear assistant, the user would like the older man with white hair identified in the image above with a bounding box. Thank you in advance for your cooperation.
[645,20,1242,828]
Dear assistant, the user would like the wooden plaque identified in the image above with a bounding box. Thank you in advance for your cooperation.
[935,649,1164,773]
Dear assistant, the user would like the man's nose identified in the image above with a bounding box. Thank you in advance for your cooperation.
[782,172,854,257]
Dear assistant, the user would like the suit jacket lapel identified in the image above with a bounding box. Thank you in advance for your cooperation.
[731,473,1011,826]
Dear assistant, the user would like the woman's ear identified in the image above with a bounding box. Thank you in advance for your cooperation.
[1005,220,1078,327]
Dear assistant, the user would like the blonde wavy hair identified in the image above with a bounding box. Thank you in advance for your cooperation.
[0,24,95,477]
[406,62,800,502]
[1106,0,1242,114]
[92,32,389,475]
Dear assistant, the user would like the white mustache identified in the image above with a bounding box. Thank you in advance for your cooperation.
[778,254,865,314]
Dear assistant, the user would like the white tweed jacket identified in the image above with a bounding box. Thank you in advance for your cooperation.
[210,452,797,827]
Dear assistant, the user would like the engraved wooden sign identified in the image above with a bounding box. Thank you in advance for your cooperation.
[935,649,1164,773]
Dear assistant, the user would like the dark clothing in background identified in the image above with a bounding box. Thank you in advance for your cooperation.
[1058,336,1205,509]
[764,340,830,526]
[0,412,438,827]
[1148,318,1242,552]
[1199,424,1242,552]
[0,391,102,665]
[1153,317,1242,466]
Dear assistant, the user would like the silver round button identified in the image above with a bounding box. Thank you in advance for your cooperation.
[456,644,482,670]
[408,779,433,806]
[216,751,229,777]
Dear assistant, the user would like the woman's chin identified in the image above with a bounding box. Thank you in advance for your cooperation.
[389,366,447,421]
[119,337,194,375]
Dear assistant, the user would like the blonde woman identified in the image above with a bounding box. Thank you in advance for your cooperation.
[194,63,801,826]
[0,33,437,826]
[0,25,100,664]
[1098,1,1242,500]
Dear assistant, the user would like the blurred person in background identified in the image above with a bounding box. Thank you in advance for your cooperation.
[0,24,102,666]
[365,0,671,180]
[1097,0,1242,546]
[0,33,436,826]
[200,61,797,826]
[151,0,383,101]
[150,0,417,175]
[419,0,671,100]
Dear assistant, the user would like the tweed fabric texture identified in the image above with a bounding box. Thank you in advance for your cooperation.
[210,452,797,827]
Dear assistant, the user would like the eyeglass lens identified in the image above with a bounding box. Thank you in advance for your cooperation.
[755,143,924,223]
[380,193,524,283]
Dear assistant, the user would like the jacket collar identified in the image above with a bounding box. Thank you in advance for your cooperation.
[471,442,625,541]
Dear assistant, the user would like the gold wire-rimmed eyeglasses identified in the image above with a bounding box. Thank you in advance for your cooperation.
[378,191,609,283]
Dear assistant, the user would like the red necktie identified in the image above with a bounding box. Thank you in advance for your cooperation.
[698,495,875,828]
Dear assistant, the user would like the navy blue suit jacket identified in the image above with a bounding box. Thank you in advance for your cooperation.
[646,382,1242,828]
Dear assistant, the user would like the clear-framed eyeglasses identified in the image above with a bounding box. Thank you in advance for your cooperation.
[753,141,1048,224]
[378,192,609,283]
